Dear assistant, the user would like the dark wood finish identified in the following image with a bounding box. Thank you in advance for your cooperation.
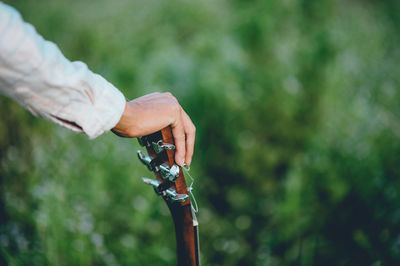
[143,127,200,266]
[168,203,198,266]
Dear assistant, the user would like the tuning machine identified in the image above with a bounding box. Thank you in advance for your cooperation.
[141,177,188,203]
[137,150,180,182]
[158,164,179,182]
[137,150,154,171]
[138,136,175,153]
[152,140,175,154]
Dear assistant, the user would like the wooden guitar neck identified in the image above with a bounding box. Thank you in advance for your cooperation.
[137,127,200,266]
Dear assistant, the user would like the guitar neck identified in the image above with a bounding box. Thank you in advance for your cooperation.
[168,203,200,266]
[138,127,200,266]
[161,127,200,266]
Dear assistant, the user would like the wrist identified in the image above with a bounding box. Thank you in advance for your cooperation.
[112,101,131,137]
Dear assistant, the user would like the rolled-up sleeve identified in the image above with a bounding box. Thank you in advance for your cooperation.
[0,3,126,139]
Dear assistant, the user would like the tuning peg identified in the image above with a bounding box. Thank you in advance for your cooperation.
[142,177,160,188]
[141,177,189,203]
[159,164,180,182]
[137,150,180,181]
[152,140,176,154]
[137,150,154,171]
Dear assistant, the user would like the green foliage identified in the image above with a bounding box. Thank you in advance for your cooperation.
[1,0,400,265]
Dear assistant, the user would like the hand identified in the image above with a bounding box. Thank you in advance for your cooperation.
[112,92,195,166]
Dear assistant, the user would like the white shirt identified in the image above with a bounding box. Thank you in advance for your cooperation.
[0,3,126,139]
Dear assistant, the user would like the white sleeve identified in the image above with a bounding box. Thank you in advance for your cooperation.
[0,3,126,139]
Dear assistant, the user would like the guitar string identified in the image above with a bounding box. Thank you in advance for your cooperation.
[182,165,199,213]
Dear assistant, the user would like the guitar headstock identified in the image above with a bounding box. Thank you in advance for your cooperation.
[137,127,191,206]
[136,127,200,266]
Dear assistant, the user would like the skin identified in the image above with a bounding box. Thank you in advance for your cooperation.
[112,92,196,167]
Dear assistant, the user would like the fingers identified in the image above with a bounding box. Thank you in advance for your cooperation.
[171,109,186,167]
[165,94,195,166]
[182,109,195,166]
[172,108,195,167]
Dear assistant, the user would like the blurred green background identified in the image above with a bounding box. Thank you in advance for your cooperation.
[1,0,400,265]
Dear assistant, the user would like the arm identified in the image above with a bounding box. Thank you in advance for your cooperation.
[0,3,125,138]
[0,3,195,165]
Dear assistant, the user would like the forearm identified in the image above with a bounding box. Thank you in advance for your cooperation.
[0,3,126,138]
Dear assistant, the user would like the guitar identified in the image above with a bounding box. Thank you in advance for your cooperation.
[136,127,200,266]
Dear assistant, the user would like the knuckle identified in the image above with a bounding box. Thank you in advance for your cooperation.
[188,127,195,135]
[165,92,177,102]
[165,92,178,102]
[171,103,181,113]
[175,133,185,140]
